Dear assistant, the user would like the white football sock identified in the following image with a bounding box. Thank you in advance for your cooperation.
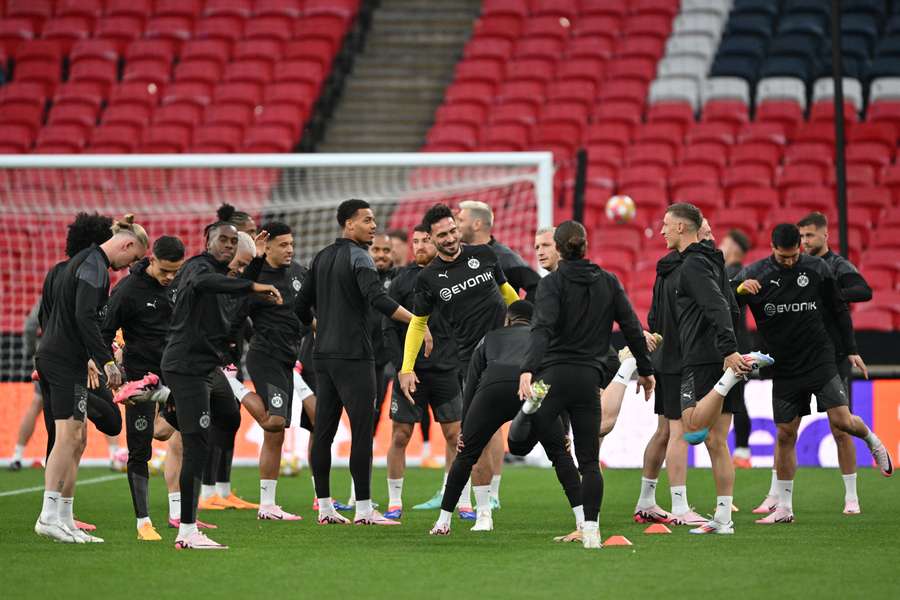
[713,368,741,396]
[260,479,277,506]
[355,499,372,520]
[168,492,181,520]
[777,480,793,511]
[40,491,60,523]
[714,496,732,524]
[572,505,584,529]
[637,477,658,509]
[387,478,404,506]
[215,481,231,498]
[767,469,778,497]
[177,522,197,539]
[107,442,118,461]
[318,497,334,514]
[349,480,356,503]
[422,441,431,459]
[59,496,75,528]
[864,430,881,450]
[490,475,502,500]
[13,444,24,461]
[670,485,689,514]
[310,476,316,498]
[842,473,858,502]
[436,509,452,528]
[457,478,472,509]
[440,472,448,495]
[733,447,750,459]
[612,356,637,385]
[200,484,216,499]
[473,485,492,513]
[137,516,151,529]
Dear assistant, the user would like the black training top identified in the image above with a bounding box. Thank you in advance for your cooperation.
[384,262,458,372]
[239,259,310,365]
[725,262,751,353]
[413,244,508,365]
[161,252,254,375]
[821,250,871,359]
[675,242,740,367]
[296,237,400,361]
[648,250,684,375]
[366,267,396,367]
[522,258,652,377]
[37,245,113,369]
[733,253,856,377]
[464,323,531,407]
[489,237,540,300]
[102,257,172,377]
[38,260,66,331]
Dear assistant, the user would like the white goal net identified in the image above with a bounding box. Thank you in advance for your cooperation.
[0,152,554,381]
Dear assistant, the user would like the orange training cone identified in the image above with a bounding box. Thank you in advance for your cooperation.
[644,524,672,534]
[603,535,633,546]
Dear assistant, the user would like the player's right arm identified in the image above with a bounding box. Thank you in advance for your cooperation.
[833,258,872,303]
[74,259,115,375]
[681,256,742,365]
[521,275,559,375]
[101,279,133,350]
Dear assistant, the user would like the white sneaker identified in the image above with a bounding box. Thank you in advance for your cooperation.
[690,519,734,534]
[470,508,493,532]
[34,518,79,543]
[317,510,351,525]
[429,522,450,536]
[174,531,228,550]
[582,528,602,549]
[872,443,894,477]
[64,523,104,543]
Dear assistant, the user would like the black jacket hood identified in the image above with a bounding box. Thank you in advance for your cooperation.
[558,258,603,284]
[682,241,725,266]
[656,250,682,276]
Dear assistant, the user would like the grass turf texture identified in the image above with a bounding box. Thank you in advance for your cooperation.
[1,466,896,599]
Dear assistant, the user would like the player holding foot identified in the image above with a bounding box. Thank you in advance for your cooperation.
[733,224,892,526]
[35,215,148,544]
[296,199,419,526]
[509,221,654,549]
[161,217,282,549]
[796,212,872,514]
[383,224,468,520]
[102,235,185,541]
[429,301,584,536]
[399,203,521,525]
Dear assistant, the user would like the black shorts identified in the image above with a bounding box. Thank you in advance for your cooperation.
[162,369,239,434]
[774,364,847,424]
[390,368,461,424]
[654,373,682,420]
[680,364,745,414]
[247,351,293,427]
[817,357,852,412]
[35,356,89,422]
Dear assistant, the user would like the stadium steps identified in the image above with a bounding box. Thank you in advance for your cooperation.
[317,0,482,152]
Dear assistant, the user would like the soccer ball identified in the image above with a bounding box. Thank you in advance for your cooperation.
[280,453,301,477]
[605,195,637,223]
[149,449,166,476]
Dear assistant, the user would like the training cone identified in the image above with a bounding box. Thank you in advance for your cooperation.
[602,535,633,547]
[643,524,672,534]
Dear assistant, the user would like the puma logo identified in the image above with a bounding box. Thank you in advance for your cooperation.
[770,279,781,287]
[438,272,449,279]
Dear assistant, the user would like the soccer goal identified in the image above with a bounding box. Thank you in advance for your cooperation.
[0,152,554,381]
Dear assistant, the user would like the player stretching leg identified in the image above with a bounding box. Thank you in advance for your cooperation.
[384,225,466,520]
[103,236,185,540]
[733,224,892,526]
[508,221,654,549]
[161,217,281,549]
[35,216,148,543]
[297,200,420,526]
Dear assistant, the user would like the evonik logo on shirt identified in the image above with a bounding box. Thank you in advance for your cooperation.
[439,271,495,301]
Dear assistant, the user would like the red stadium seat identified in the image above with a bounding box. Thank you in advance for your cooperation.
[730,142,782,171]
[702,100,749,128]
[94,17,144,53]
[634,0,681,18]
[244,16,292,43]
[513,37,564,62]
[0,103,44,136]
[580,0,628,19]
[434,103,487,129]
[455,59,504,85]
[541,101,589,130]
[783,186,834,213]
[106,0,154,20]
[863,249,900,273]
[777,164,827,191]
[623,14,672,39]
[681,143,728,170]
[190,124,243,153]
[738,122,787,147]
[224,59,273,86]
[255,104,307,139]
[0,124,34,153]
[264,82,312,108]
[6,0,53,31]
[620,35,666,61]
[181,39,231,66]
[155,0,202,19]
[480,123,530,150]
[162,82,213,109]
[446,81,497,109]
[481,0,529,19]
[852,309,894,332]
[566,35,614,60]
[645,101,695,130]
[809,100,858,123]
[473,14,524,40]
[35,125,87,153]
[624,142,676,169]
[41,17,93,54]
[634,123,684,152]
[670,165,720,191]
[204,103,253,131]
[304,0,360,18]
[71,39,119,66]
[141,125,191,153]
[531,0,577,20]
[723,165,773,190]
[848,186,892,220]
[274,59,326,87]
[53,82,105,111]
[495,80,544,108]
[755,101,804,135]
[546,80,595,111]
[504,60,554,87]
[713,208,761,239]
[867,101,900,132]
[557,57,605,86]
[123,58,171,88]
[521,16,571,42]
[783,143,832,172]
[293,15,350,53]
[842,164,876,188]
[13,60,60,95]
[283,39,334,70]
[685,122,735,148]
[879,164,900,202]
[585,122,632,149]
[846,143,892,171]
[153,103,203,134]
[101,104,152,136]
[849,122,897,154]
[870,227,900,250]
[144,17,193,46]
[671,185,725,218]
[88,125,140,153]
[619,165,668,189]
[0,18,35,56]
[46,103,99,136]
[69,59,117,93]
[174,59,225,86]
[606,57,657,84]
[126,39,176,64]
[242,124,296,152]
[426,125,478,151]
[204,0,254,18]
[597,80,648,107]
[109,81,163,110]
[793,122,836,146]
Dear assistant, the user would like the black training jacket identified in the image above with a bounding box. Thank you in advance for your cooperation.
[161,252,254,375]
[464,324,531,408]
[489,237,540,300]
[675,242,740,367]
[102,257,172,377]
[296,237,400,361]
[734,254,856,377]
[725,262,751,353]
[37,245,113,369]
[383,262,458,372]
[522,258,652,377]
[366,267,396,367]
[238,260,310,365]
[821,250,871,359]
[647,250,684,375]
[38,261,66,331]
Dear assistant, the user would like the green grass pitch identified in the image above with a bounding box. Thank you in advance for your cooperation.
[1,466,896,599]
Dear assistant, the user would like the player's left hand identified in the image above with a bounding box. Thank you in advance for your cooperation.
[252,282,283,304]
[456,434,464,452]
[737,279,761,295]
[254,231,269,256]
[636,374,655,401]
[849,354,869,379]
[399,370,419,404]
[87,359,100,390]
[643,330,659,352]
[518,372,533,401]
[423,326,433,358]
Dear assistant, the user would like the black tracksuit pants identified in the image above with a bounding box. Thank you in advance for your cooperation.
[440,379,582,513]
[310,358,376,502]
[508,364,604,522]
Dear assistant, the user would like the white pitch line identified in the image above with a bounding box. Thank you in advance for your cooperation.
[0,474,125,498]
